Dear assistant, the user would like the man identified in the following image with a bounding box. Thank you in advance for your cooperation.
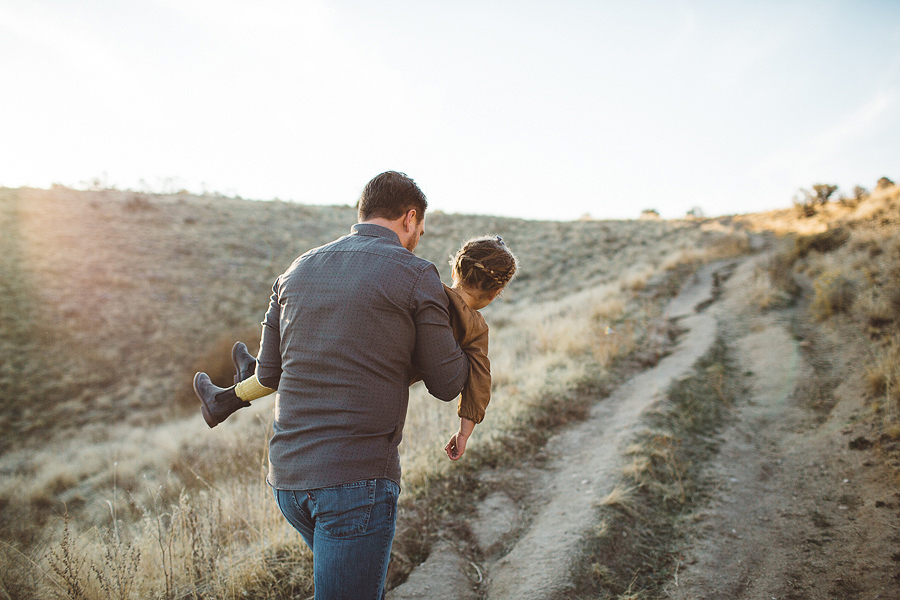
[256,171,469,599]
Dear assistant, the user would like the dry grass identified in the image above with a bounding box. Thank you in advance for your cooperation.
[399,284,640,481]
[736,181,900,464]
[749,264,793,310]
[2,423,315,599]
[866,337,900,428]
[598,485,638,514]
[0,185,746,597]
[810,270,857,320]
[702,227,752,259]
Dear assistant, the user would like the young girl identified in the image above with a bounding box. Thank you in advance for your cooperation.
[193,235,518,460]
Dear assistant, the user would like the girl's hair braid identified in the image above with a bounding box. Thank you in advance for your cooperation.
[450,235,518,293]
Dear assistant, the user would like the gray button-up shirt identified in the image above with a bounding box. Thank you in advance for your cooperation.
[260,223,469,490]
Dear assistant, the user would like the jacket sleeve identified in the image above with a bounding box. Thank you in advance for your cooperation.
[256,279,283,390]
[457,321,491,424]
[411,266,469,401]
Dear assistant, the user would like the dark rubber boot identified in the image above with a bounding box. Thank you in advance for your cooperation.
[232,342,257,384]
[194,372,251,428]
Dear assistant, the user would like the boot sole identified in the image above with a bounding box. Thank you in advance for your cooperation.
[194,372,220,429]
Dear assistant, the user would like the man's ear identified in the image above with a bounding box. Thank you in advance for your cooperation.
[402,209,417,232]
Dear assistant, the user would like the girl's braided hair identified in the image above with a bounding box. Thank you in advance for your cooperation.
[450,235,518,293]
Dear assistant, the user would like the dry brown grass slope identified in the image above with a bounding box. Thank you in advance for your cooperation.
[0,187,359,444]
[0,186,722,446]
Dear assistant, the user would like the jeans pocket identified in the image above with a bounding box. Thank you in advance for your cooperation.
[309,480,377,538]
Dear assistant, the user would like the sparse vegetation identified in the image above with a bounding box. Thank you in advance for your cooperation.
[736,177,900,468]
[866,339,900,428]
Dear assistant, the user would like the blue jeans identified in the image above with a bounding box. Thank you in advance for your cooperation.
[273,479,400,600]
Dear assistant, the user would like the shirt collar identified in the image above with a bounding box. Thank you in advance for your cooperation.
[350,223,402,246]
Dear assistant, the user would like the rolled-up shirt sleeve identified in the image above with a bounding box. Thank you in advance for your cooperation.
[411,266,469,401]
[256,279,283,390]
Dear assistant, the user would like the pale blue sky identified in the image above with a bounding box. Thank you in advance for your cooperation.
[1,0,898,220]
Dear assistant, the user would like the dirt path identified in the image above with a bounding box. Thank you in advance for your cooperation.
[481,262,725,599]
[665,260,900,599]
[389,253,900,599]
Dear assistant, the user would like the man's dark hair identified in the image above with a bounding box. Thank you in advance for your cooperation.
[357,171,428,222]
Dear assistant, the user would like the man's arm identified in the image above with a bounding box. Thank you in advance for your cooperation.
[411,266,469,401]
[256,280,283,390]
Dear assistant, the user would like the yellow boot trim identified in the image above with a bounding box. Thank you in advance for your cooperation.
[235,374,275,401]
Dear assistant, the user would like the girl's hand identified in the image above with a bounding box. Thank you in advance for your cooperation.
[445,430,469,461]
[445,418,476,461]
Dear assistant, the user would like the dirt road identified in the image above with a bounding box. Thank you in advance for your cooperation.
[666,262,900,599]
[389,253,900,599]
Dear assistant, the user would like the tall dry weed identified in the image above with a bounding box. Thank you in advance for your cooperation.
[88,529,141,600]
[33,479,314,600]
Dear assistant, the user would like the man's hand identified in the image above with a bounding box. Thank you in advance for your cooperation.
[445,418,476,461]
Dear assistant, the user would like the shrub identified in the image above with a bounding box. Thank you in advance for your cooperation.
[810,271,856,320]
[811,184,838,205]
[876,176,895,190]
[123,194,155,212]
[793,189,817,217]
[793,184,838,217]
[856,291,897,331]
[838,186,870,208]
[794,227,850,258]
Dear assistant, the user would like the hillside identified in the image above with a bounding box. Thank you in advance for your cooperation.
[0,187,719,448]
[3,182,897,599]
[0,185,740,598]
